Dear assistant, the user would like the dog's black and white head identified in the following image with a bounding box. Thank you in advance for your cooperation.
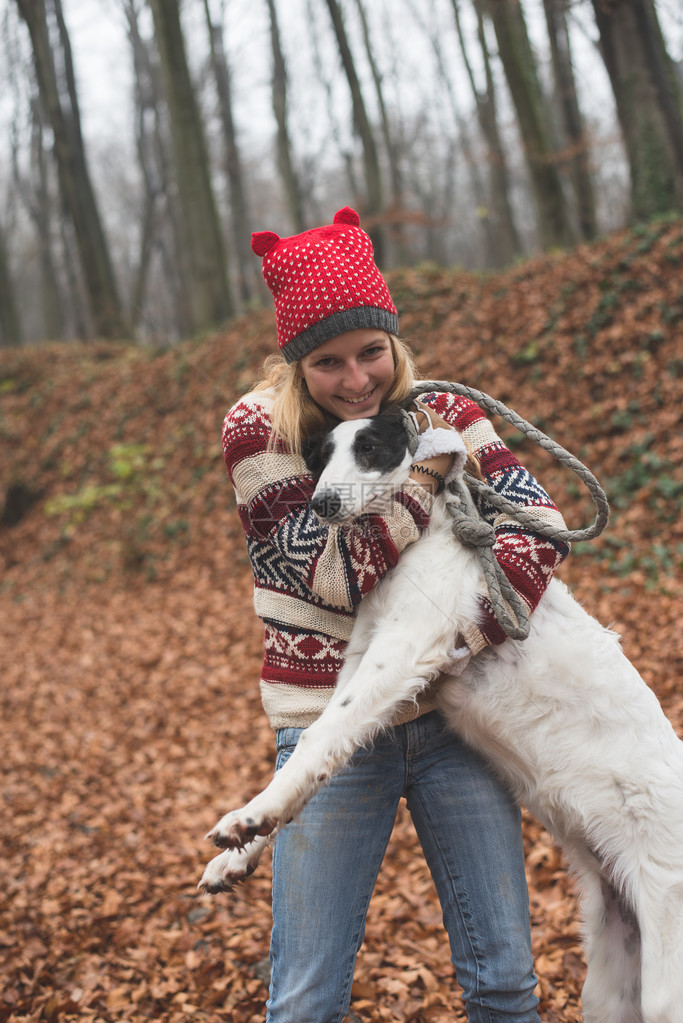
[304,408,414,523]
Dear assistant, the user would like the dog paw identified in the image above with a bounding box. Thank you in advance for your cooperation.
[198,846,263,894]
[206,807,278,850]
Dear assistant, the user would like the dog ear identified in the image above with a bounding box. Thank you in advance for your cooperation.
[302,431,331,481]
[379,405,411,438]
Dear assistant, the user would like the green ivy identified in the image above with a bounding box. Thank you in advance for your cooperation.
[43,443,182,575]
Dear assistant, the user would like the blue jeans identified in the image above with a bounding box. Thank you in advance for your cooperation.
[267,711,540,1023]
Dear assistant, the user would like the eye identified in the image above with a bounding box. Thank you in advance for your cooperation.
[359,442,376,455]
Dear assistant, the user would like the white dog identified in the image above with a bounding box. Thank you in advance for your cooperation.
[200,408,683,1023]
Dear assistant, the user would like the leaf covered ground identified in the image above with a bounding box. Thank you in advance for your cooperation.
[1,215,682,1022]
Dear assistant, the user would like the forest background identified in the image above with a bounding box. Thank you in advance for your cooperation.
[1,0,683,1021]
[0,0,682,345]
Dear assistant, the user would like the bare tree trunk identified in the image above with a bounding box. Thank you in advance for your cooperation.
[15,0,126,339]
[123,0,190,336]
[591,0,683,220]
[352,0,408,265]
[407,0,493,267]
[30,103,65,338]
[265,0,306,234]
[324,0,385,264]
[132,193,157,325]
[12,92,66,340]
[543,0,597,240]
[125,0,162,326]
[305,0,359,205]
[58,218,90,338]
[487,0,576,250]
[149,0,234,333]
[455,0,521,266]
[203,0,255,304]
[0,216,23,347]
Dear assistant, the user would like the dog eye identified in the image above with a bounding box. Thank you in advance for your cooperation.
[359,442,376,455]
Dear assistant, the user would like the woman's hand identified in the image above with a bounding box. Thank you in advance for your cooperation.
[410,398,482,484]
[409,400,456,492]
[409,455,452,492]
[412,399,454,434]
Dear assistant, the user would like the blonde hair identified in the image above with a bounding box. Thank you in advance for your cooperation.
[254,335,418,455]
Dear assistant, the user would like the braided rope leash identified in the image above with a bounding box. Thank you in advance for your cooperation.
[403,381,611,640]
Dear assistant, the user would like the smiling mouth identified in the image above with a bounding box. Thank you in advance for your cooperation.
[338,389,375,405]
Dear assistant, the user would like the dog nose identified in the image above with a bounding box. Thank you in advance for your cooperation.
[312,489,342,520]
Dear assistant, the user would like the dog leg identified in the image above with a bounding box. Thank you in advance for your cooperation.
[207,634,434,852]
[580,874,642,1023]
[636,881,683,1023]
[198,835,272,894]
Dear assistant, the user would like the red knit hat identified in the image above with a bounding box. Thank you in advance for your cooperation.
[251,207,398,363]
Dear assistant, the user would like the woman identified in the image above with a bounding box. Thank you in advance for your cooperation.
[222,208,569,1022]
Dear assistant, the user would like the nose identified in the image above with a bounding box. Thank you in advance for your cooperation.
[311,488,342,520]
[342,360,369,392]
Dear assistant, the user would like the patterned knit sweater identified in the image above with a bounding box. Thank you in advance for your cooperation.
[222,387,570,729]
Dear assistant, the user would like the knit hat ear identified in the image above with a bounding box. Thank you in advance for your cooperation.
[253,209,398,363]
[333,207,361,227]
[251,231,280,257]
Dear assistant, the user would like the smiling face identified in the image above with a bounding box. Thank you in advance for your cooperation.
[296,328,396,421]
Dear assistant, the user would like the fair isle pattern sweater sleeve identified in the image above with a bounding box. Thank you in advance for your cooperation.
[418,390,571,655]
[222,390,433,727]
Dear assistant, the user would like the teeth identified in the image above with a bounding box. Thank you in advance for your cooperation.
[341,391,373,404]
